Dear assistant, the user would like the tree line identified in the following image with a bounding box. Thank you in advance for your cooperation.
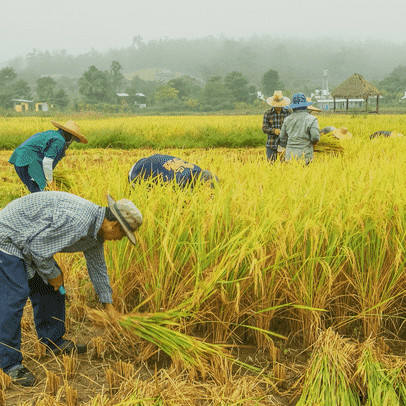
[0,62,285,112]
[1,56,406,113]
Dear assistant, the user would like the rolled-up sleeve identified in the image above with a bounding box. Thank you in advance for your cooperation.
[83,244,113,303]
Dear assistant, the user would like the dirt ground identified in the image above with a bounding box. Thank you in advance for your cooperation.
[3,303,305,406]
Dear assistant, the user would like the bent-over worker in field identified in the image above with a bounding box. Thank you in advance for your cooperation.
[129,153,218,189]
[262,91,291,162]
[9,120,88,193]
[369,130,404,139]
[0,192,142,386]
[279,93,320,165]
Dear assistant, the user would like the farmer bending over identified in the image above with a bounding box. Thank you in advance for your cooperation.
[129,154,218,189]
[0,192,142,386]
[9,120,88,193]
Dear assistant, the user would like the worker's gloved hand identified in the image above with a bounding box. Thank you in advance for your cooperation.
[274,129,281,136]
[48,273,63,291]
[103,303,122,321]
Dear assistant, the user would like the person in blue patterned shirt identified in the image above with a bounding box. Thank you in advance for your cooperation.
[0,192,142,386]
[262,91,291,162]
[9,120,88,193]
[128,154,218,189]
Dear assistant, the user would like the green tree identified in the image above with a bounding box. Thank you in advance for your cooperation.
[36,76,57,102]
[13,80,32,100]
[53,88,70,109]
[167,76,201,100]
[261,69,283,97]
[379,65,406,99]
[0,67,18,108]
[110,60,125,93]
[224,71,250,103]
[154,85,179,104]
[201,76,232,110]
[78,65,113,103]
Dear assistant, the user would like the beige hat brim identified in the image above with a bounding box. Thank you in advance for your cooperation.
[52,121,88,144]
[308,105,321,112]
[107,194,136,245]
[266,97,291,107]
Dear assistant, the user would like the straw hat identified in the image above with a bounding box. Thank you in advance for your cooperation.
[266,91,290,107]
[107,195,143,245]
[332,127,352,140]
[52,120,88,144]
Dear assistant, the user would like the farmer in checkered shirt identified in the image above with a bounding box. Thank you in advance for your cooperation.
[0,192,142,386]
[262,91,291,162]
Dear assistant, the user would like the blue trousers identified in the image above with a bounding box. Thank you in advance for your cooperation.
[266,146,278,162]
[0,251,65,372]
[14,165,42,193]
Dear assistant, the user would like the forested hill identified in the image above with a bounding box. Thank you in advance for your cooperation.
[5,35,406,88]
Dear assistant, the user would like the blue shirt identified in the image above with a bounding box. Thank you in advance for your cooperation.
[129,154,203,188]
[9,130,68,190]
[0,192,113,303]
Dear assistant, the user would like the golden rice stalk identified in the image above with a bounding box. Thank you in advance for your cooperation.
[272,363,287,388]
[65,384,78,406]
[63,354,78,379]
[90,336,105,359]
[45,370,61,396]
[114,360,135,380]
[0,369,11,390]
[53,170,73,191]
[105,367,121,396]
[35,341,47,360]
[0,389,5,406]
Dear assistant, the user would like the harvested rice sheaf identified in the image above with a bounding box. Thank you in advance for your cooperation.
[296,329,360,406]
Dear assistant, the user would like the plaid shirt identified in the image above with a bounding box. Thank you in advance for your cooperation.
[262,108,291,148]
[0,192,113,303]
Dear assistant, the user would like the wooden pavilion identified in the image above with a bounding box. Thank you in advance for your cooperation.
[331,73,381,113]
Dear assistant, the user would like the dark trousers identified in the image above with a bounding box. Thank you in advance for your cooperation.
[266,146,278,162]
[14,165,41,193]
[0,251,65,372]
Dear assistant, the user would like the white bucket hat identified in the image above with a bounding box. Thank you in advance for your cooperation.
[107,195,143,245]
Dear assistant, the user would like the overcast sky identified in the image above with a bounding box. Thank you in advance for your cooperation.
[1,0,405,63]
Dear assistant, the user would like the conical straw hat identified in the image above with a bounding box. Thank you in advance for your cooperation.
[52,120,88,144]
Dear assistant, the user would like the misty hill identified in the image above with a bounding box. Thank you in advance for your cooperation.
[5,35,406,89]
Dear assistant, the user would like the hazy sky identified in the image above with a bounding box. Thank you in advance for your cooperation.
[1,0,405,62]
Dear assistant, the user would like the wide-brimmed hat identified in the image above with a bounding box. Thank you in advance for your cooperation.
[266,91,290,107]
[321,127,352,140]
[288,93,313,110]
[107,195,143,245]
[52,120,88,144]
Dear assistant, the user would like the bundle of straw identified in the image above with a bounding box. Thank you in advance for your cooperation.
[314,134,344,154]
[87,307,228,377]
[295,329,360,405]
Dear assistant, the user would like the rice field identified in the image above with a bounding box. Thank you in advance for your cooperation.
[0,114,406,405]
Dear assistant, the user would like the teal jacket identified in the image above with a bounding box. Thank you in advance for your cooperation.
[9,130,67,190]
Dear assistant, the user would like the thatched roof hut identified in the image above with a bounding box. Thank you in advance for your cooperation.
[331,73,381,113]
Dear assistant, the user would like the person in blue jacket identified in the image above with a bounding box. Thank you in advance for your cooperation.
[128,154,218,189]
[9,120,88,193]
